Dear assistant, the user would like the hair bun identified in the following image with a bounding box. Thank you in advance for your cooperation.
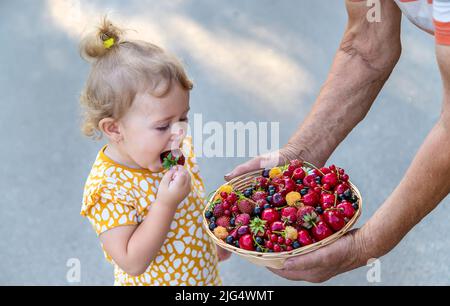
[80,17,123,62]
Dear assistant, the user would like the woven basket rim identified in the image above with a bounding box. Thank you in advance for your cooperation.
[203,164,362,260]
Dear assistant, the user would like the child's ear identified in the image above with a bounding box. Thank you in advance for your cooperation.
[99,118,122,143]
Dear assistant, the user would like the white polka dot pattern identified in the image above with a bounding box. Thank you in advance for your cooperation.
[81,137,222,286]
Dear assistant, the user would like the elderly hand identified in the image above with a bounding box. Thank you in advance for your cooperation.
[268,229,370,283]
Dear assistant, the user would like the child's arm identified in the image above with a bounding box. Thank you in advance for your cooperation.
[99,166,191,276]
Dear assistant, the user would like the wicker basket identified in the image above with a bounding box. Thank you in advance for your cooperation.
[203,163,362,269]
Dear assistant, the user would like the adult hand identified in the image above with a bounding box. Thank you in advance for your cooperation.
[268,229,369,283]
[225,144,302,181]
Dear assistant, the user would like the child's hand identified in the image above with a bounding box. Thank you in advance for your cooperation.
[157,166,192,208]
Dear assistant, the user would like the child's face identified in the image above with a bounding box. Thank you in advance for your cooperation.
[118,83,190,172]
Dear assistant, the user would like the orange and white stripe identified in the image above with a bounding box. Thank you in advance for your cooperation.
[394,0,450,45]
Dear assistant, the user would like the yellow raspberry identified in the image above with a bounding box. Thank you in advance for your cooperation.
[269,167,282,179]
[286,192,302,207]
[285,226,298,241]
[213,226,229,240]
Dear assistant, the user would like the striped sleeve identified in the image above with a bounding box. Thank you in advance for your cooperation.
[433,0,450,45]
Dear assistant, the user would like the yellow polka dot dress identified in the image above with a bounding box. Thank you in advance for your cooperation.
[81,137,222,286]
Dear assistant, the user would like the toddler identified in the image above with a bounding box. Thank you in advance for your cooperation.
[79,18,225,286]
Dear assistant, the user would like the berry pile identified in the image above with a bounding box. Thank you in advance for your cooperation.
[205,160,359,253]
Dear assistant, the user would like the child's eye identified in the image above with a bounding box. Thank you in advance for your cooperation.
[156,125,170,131]
[180,117,189,122]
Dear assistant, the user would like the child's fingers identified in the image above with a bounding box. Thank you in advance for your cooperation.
[160,168,176,186]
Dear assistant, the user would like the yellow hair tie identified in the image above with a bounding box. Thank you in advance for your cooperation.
[103,37,115,49]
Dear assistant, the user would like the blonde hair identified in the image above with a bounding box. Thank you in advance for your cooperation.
[79,18,193,139]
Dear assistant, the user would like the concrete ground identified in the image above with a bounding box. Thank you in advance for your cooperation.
[0,0,449,285]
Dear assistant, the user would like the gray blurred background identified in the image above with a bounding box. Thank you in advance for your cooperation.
[0,0,449,285]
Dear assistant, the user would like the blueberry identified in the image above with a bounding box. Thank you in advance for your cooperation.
[210,217,216,223]
[343,189,352,200]
[226,236,234,244]
[256,246,263,252]
[269,185,276,190]
[234,241,240,248]
[350,195,359,203]
[296,179,303,185]
[315,177,322,184]
[268,249,274,253]
[293,241,301,249]
[338,194,346,201]
[266,196,273,203]
[300,188,309,196]
[269,189,275,196]
[255,237,263,245]
[209,223,217,230]
[264,204,271,209]
[262,169,270,178]
[244,189,253,198]
[315,207,324,215]
[230,218,235,226]
[205,211,213,219]
[352,203,359,210]
[253,207,261,216]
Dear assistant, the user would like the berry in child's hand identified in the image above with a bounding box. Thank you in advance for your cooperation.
[161,150,185,170]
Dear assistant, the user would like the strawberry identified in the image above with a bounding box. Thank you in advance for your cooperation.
[322,172,338,188]
[337,201,356,219]
[302,191,320,207]
[311,221,333,241]
[281,207,298,224]
[283,178,296,193]
[323,210,345,231]
[335,183,350,195]
[320,167,331,175]
[216,216,231,228]
[237,199,254,214]
[235,213,251,226]
[261,208,280,224]
[297,206,320,229]
[297,229,313,246]
[239,234,255,251]
[160,151,185,170]
[320,193,336,210]
[213,203,225,218]
[292,167,306,180]
[303,174,317,187]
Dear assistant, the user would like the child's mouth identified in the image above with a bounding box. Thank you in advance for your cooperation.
[160,149,186,169]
